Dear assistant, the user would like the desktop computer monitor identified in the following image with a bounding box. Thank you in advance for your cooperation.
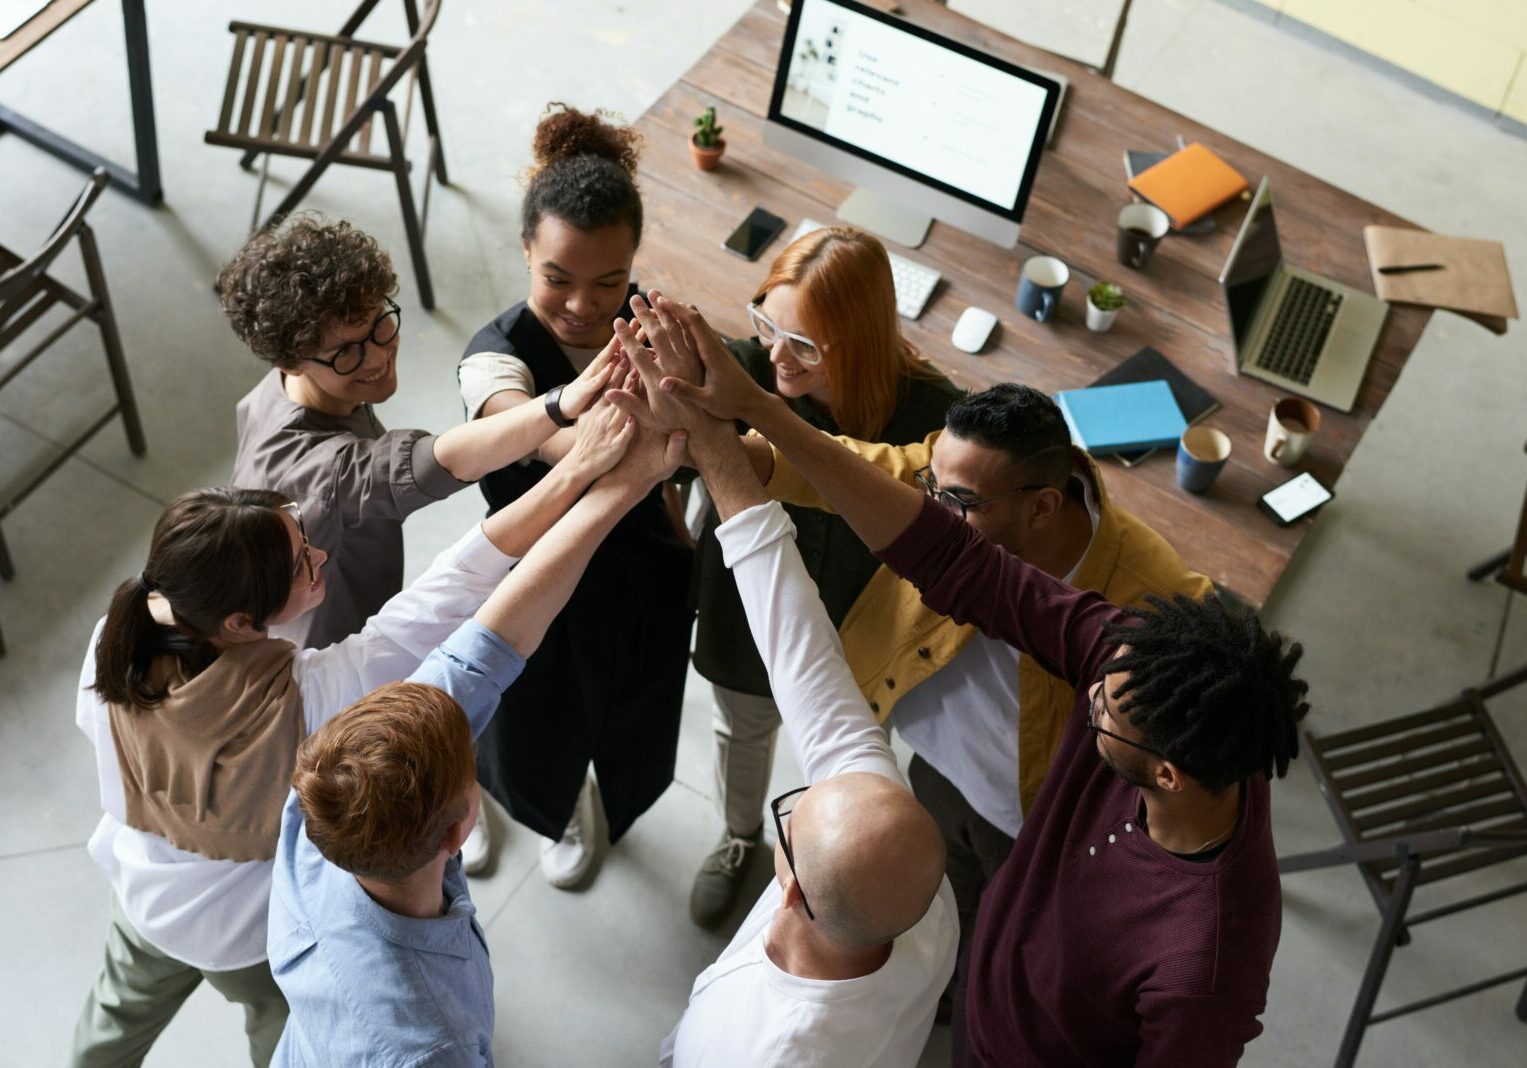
[765,0,1061,249]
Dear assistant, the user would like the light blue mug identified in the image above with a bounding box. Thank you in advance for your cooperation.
[1016,255,1069,323]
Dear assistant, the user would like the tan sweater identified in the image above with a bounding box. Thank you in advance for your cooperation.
[107,638,305,862]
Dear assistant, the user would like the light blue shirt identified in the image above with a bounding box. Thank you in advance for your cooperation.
[268,620,525,1067]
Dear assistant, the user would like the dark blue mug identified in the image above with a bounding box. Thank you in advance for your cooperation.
[1016,256,1069,323]
[1176,427,1232,495]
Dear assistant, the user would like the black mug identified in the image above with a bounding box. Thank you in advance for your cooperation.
[1117,203,1170,269]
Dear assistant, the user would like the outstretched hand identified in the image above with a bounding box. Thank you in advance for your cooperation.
[563,378,637,481]
[559,333,625,418]
[649,298,776,426]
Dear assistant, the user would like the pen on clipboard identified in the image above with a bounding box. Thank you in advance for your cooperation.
[1378,263,1445,275]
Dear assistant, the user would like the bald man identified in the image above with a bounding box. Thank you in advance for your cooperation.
[660,404,957,1067]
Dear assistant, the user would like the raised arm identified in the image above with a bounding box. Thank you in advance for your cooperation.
[437,335,622,480]
[765,430,936,513]
[688,417,901,785]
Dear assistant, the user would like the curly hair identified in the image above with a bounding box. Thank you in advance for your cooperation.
[216,214,397,369]
[1103,593,1310,794]
[522,102,643,245]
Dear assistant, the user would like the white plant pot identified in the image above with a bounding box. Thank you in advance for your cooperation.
[1086,300,1121,332]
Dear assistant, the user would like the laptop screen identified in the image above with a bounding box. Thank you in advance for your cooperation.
[1219,179,1282,354]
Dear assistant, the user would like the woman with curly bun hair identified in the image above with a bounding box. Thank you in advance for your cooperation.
[221,214,621,652]
[457,103,693,889]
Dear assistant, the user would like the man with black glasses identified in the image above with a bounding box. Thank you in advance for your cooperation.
[625,295,1311,1067]
[749,383,1213,1021]
[659,377,956,1067]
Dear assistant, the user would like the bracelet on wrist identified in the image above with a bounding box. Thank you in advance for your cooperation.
[544,384,577,428]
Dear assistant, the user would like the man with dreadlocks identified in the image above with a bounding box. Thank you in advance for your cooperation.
[638,296,1312,1068]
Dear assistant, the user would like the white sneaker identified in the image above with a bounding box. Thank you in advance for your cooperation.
[539,776,603,889]
[461,804,491,876]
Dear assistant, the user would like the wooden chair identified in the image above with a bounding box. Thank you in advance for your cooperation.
[0,168,147,657]
[1278,665,1527,1066]
[204,0,447,308]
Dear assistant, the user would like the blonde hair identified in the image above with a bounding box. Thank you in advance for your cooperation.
[754,227,934,439]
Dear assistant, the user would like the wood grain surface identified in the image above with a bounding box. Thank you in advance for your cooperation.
[632,0,1430,607]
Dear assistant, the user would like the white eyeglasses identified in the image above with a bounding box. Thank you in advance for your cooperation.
[747,303,823,366]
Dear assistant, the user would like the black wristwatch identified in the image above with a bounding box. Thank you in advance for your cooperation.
[544,384,577,428]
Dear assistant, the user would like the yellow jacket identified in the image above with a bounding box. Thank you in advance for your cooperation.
[765,431,1215,815]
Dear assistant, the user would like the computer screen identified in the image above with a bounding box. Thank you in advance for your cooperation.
[1221,180,1284,352]
[768,0,1057,224]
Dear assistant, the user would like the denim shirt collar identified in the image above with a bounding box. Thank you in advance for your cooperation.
[339,857,480,959]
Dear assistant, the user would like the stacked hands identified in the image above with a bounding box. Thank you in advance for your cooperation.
[602,291,775,463]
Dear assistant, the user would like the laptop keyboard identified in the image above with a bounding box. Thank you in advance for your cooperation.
[1255,277,1343,385]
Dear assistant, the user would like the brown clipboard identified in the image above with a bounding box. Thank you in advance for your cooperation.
[1364,226,1518,336]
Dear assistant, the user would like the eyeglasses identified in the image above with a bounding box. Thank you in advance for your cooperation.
[1087,680,1162,758]
[279,502,318,591]
[914,465,1051,521]
[304,299,402,376]
[747,302,823,367]
[770,785,815,921]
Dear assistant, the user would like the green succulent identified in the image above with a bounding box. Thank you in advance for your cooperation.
[693,106,724,149]
[1088,282,1127,311]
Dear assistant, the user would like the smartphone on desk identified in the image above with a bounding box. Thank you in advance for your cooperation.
[1259,472,1334,526]
[723,207,786,261]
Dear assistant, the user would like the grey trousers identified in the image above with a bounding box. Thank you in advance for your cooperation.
[711,683,781,837]
[70,894,288,1067]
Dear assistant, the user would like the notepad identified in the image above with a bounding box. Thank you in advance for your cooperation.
[1055,380,1187,457]
[1088,347,1219,466]
[1128,143,1248,231]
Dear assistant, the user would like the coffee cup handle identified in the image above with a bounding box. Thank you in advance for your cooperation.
[1037,290,1055,322]
[1271,437,1285,460]
[1131,237,1148,268]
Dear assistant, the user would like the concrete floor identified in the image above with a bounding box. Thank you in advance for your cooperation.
[1,1,1524,1065]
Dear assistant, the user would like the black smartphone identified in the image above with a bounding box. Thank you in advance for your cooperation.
[1258,472,1334,526]
[723,207,786,261]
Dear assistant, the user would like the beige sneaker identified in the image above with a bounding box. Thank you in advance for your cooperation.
[539,776,604,889]
[689,828,761,928]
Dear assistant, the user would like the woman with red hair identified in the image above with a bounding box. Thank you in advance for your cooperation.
[686,227,961,927]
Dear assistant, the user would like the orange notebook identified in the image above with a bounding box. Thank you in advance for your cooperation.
[1128,143,1248,230]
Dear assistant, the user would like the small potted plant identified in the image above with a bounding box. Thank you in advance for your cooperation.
[1086,282,1127,332]
[690,106,726,171]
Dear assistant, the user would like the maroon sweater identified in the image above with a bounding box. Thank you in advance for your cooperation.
[878,497,1280,1067]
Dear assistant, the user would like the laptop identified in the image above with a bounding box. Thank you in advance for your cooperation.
[1218,177,1388,412]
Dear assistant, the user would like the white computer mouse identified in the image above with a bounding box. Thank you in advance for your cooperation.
[952,306,998,354]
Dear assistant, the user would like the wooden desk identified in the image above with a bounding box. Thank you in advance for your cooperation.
[630,0,1431,608]
[0,0,160,203]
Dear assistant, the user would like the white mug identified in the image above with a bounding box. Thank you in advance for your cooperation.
[1264,397,1321,467]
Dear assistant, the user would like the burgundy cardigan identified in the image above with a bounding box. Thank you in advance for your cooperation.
[878,497,1280,1067]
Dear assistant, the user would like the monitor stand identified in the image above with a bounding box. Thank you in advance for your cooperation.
[835,187,932,249]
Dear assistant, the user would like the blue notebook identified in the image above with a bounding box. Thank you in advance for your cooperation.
[1055,380,1187,456]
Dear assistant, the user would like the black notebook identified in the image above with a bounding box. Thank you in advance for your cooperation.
[1088,347,1219,466]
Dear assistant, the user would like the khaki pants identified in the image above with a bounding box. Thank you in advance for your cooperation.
[711,683,781,837]
[70,894,288,1067]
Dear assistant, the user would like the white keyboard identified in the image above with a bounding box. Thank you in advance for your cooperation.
[789,219,941,321]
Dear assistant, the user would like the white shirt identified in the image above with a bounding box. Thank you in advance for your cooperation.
[891,468,1100,836]
[75,524,517,970]
[662,502,958,1067]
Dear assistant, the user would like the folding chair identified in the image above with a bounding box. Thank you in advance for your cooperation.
[1278,665,1527,1066]
[0,168,148,656]
[204,0,447,308]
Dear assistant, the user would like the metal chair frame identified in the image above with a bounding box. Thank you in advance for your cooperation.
[0,168,147,656]
[204,0,446,308]
[1279,664,1527,1066]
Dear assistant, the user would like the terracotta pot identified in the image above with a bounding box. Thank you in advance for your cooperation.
[690,135,725,171]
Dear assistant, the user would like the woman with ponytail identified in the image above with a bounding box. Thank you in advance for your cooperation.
[71,398,634,1066]
[456,102,693,888]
